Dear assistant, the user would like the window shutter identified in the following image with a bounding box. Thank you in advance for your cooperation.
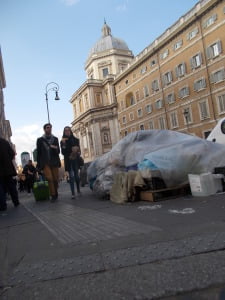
[178,89,182,98]
[151,81,155,91]
[213,14,217,22]
[217,40,222,54]
[222,68,225,80]
[187,87,190,95]
[175,66,179,77]
[203,78,206,88]
[202,20,207,29]
[194,81,198,91]
[183,63,186,74]
[198,53,203,65]
[190,57,194,69]
[210,73,215,83]
[206,47,212,59]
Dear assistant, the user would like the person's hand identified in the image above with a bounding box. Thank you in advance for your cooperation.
[61,138,68,143]
[50,145,58,149]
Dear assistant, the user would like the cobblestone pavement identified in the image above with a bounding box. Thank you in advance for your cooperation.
[22,198,161,245]
[1,183,225,299]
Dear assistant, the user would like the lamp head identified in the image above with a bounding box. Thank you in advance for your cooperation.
[55,91,60,101]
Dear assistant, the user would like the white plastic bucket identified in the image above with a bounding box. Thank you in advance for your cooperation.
[188,173,224,197]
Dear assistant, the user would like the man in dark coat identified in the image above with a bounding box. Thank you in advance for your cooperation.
[36,123,61,201]
[0,137,20,211]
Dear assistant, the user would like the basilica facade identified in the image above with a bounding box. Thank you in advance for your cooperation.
[70,22,133,162]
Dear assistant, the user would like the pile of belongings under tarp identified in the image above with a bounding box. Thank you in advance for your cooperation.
[87,130,225,200]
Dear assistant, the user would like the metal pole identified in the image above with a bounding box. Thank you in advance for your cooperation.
[45,92,50,123]
[45,82,60,123]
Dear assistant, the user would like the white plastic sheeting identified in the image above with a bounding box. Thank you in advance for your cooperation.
[87,130,225,197]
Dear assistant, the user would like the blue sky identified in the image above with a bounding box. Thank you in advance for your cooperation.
[1,0,198,163]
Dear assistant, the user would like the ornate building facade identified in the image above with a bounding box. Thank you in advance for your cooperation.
[71,0,225,163]
[70,22,133,162]
[115,0,225,139]
[0,48,12,142]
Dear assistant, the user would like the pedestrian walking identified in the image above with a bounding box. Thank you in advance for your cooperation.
[60,126,81,199]
[0,137,20,211]
[36,123,61,202]
[22,160,36,195]
[18,174,26,192]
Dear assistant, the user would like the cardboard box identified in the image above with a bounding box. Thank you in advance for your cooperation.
[140,191,154,202]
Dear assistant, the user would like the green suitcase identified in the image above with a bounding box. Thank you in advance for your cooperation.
[33,181,50,201]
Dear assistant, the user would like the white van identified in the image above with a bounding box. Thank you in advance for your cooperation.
[207,117,225,145]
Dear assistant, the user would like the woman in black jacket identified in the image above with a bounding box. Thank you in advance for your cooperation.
[60,126,81,198]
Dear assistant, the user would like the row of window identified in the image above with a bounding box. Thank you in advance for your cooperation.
[118,5,225,92]
[125,39,223,91]
[122,67,225,110]
[142,39,222,86]
[121,93,225,127]
[159,13,219,60]
[123,105,204,135]
[138,40,222,81]
[156,12,220,62]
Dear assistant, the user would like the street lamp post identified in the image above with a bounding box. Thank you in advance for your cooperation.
[45,82,60,123]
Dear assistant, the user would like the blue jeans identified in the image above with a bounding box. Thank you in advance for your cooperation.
[69,160,80,195]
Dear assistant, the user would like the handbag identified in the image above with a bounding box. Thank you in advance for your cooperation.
[78,156,84,167]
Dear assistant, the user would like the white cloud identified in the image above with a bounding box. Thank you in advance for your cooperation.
[11,124,43,165]
[60,0,80,6]
[116,0,128,12]
[11,124,63,166]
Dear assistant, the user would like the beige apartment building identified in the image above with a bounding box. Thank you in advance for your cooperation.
[115,0,225,139]
[71,0,225,163]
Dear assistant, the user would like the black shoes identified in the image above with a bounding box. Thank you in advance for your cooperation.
[0,206,7,211]
[51,195,58,202]
[0,202,20,211]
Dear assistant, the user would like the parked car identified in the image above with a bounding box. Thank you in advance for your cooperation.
[207,118,225,145]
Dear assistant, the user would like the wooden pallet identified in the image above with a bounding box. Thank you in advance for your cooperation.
[139,183,190,202]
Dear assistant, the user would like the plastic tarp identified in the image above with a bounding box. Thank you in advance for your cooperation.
[87,130,225,197]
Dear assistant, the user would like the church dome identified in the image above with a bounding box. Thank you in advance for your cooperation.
[87,22,130,60]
